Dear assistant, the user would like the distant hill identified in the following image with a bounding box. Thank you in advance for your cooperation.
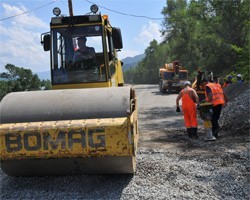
[122,54,145,71]
[35,54,145,80]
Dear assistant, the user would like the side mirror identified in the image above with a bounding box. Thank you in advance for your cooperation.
[112,28,123,50]
[41,34,51,51]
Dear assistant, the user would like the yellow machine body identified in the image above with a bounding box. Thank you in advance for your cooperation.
[0,104,138,176]
[1,117,138,160]
[0,6,138,176]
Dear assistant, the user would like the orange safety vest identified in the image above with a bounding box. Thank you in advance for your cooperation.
[223,82,228,88]
[223,81,232,88]
[181,87,197,128]
[205,83,225,106]
[182,87,196,108]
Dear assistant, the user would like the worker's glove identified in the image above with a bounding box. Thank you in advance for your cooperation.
[176,107,181,112]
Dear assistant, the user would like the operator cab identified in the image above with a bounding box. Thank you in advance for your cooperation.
[49,25,105,84]
[41,5,123,88]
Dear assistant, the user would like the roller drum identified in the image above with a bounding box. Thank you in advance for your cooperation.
[0,87,137,176]
[0,87,131,123]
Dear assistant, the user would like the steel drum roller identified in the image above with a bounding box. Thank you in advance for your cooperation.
[0,87,138,176]
[0,87,131,123]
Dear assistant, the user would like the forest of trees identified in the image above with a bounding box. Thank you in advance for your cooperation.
[0,0,249,100]
[124,0,249,84]
[0,64,51,101]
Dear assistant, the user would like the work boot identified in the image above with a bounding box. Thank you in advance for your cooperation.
[187,128,192,138]
[191,128,198,139]
[213,127,221,138]
[205,128,216,141]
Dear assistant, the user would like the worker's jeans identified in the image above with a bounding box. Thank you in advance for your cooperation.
[212,104,222,134]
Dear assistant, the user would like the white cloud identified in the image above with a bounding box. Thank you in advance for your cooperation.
[2,3,47,29]
[0,3,49,72]
[118,49,140,60]
[134,21,163,46]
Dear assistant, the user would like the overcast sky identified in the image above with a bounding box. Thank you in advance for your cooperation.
[0,0,166,72]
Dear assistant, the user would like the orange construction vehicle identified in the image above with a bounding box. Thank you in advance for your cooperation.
[159,60,188,93]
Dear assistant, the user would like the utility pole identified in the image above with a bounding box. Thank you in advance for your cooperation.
[68,0,73,17]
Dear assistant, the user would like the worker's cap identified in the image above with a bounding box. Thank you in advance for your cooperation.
[183,81,191,86]
[237,74,242,78]
[77,36,87,41]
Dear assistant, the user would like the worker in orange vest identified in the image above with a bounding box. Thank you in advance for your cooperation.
[176,81,200,138]
[223,75,232,88]
[201,79,228,138]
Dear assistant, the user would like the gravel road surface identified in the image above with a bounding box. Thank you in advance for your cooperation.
[1,84,249,200]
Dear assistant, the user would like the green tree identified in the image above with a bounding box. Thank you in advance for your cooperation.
[41,79,52,90]
[4,64,41,91]
[161,0,250,78]
[124,40,168,84]
[124,0,250,84]
[0,80,13,100]
[0,64,44,101]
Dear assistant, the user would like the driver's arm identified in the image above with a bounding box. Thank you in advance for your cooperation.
[88,47,96,59]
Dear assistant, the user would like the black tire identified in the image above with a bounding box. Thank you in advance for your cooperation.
[162,88,167,94]
[168,87,172,94]
[159,80,163,93]
[159,80,167,94]
[167,81,173,94]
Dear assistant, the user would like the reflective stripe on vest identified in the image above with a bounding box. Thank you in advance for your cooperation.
[205,83,225,106]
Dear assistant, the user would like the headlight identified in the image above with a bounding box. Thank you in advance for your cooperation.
[90,4,98,13]
[53,7,61,16]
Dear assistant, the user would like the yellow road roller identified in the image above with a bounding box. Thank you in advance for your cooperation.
[0,4,139,176]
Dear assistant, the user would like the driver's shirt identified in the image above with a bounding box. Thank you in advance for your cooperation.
[73,47,95,63]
